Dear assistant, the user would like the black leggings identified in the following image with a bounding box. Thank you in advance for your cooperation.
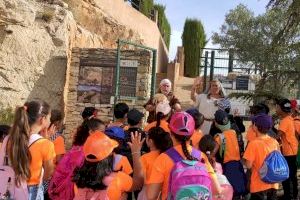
[250,189,277,200]
[282,155,298,200]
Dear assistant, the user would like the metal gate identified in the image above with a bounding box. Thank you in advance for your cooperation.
[200,48,259,91]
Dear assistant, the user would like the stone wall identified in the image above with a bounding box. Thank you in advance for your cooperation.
[64,48,152,147]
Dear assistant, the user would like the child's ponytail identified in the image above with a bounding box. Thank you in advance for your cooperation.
[156,112,164,128]
[9,106,31,185]
[173,134,197,161]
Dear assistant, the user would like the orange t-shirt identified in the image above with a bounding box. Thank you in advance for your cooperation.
[53,136,65,156]
[214,129,240,163]
[74,172,133,200]
[190,129,204,149]
[279,115,298,156]
[246,125,257,142]
[114,155,133,175]
[140,150,160,184]
[148,145,217,200]
[144,119,171,133]
[28,139,56,185]
[243,136,279,193]
[294,117,300,135]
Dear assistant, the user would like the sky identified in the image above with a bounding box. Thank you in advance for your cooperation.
[154,0,270,60]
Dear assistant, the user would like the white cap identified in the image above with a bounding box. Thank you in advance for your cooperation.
[156,101,171,115]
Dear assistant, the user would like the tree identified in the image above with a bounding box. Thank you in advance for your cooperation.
[182,19,206,77]
[268,0,300,45]
[212,4,300,101]
[154,4,171,49]
[131,0,154,18]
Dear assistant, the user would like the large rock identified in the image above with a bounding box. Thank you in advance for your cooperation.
[0,0,142,109]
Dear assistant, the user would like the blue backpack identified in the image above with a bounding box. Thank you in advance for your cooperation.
[259,150,289,183]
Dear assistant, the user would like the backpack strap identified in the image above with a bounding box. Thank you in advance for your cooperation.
[113,154,123,170]
[29,134,44,147]
[218,133,226,161]
[191,147,201,159]
[165,148,183,163]
[0,136,9,165]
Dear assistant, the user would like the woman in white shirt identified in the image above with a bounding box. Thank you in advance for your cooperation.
[193,79,227,135]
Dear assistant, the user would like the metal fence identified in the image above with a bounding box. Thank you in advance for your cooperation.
[200,48,260,90]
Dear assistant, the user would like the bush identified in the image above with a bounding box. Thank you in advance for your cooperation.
[0,107,14,125]
[154,4,171,49]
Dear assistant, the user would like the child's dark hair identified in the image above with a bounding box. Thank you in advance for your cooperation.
[114,103,129,119]
[86,118,105,131]
[73,154,114,190]
[50,109,63,125]
[250,103,269,115]
[156,112,167,128]
[173,133,198,161]
[73,118,104,146]
[10,100,51,184]
[0,125,10,142]
[148,127,172,153]
[186,108,204,129]
[199,135,216,167]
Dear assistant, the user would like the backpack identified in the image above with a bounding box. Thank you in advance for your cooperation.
[259,150,289,183]
[213,163,233,200]
[166,147,212,200]
[0,136,29,200]
[48,146,85,200]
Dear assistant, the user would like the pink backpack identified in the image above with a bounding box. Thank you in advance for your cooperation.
[48,146,85,200]
[166,147,212,200]
[213,162,233,200]
[0,136,28,199]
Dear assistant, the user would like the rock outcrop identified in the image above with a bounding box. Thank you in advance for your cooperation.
[0,0,143,109]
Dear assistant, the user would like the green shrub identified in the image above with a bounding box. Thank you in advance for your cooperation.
[0,107,14,125]
[154,4,171,49]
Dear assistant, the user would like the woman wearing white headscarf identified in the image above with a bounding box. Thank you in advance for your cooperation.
[194,79,228,135]
[144,79,181,123]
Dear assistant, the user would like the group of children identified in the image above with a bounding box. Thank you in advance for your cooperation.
[0,92,300,200]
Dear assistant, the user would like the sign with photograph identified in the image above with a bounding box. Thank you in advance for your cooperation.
[77,60,138,104]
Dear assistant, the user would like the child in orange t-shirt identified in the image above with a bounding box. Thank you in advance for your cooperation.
[186,108,204,149]
[213,109,247,197]
[144,101,171,133]
[73,132,133,200]
[147,112,222,200]
[135,127,172,199]
[104,126,133,175]
[276,99,298,199]
[49,110,66,164]
[243,114,279,199]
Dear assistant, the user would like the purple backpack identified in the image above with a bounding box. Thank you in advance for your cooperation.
[166,147,212,200]
[48,146,85,200]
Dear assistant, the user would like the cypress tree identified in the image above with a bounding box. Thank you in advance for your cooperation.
[182,19,206,77]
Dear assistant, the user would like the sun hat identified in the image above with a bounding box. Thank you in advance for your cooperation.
[251,114,273,130]
[156,101,171,115]
[214,109,229,125]
[169,112,195,136]
[83,131,118,162]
